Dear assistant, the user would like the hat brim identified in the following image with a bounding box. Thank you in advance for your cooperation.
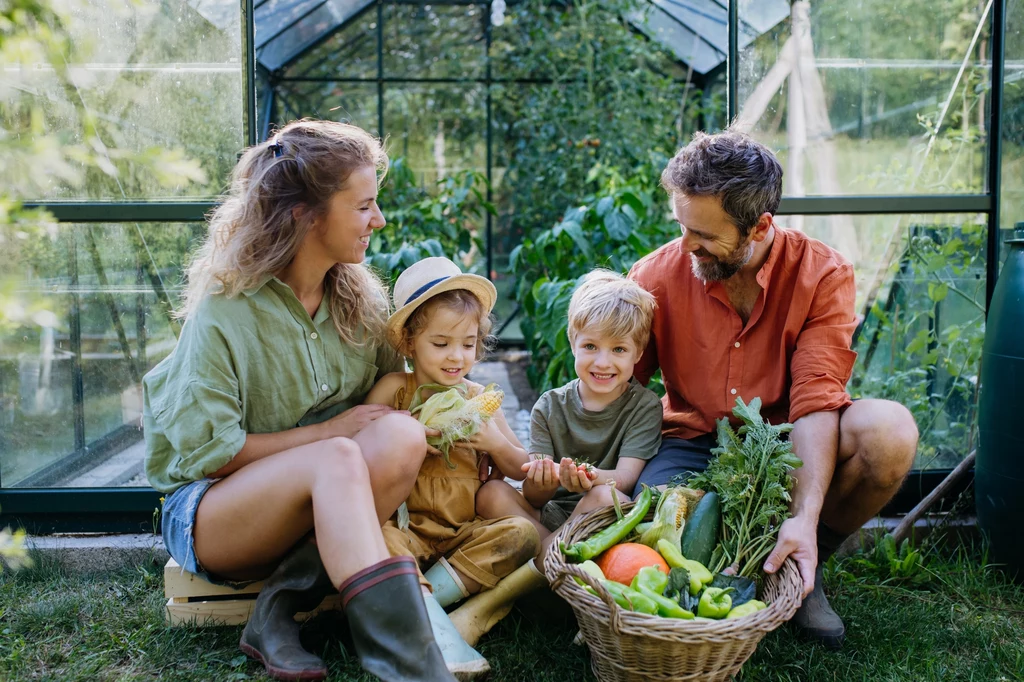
[385,273,498,350]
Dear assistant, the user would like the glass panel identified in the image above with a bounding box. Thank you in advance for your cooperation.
[281,9,378,80]
[739,0,991,195]
[2,0,245,201]
[1,223,204,488]
[1002,0,1024,245]
[383,84,486,182]
[382,3,486,80]
[256,0,369,72]
[784,214,987,470]
[277,81,379,133]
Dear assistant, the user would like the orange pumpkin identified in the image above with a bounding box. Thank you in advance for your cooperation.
[595,543,670,585]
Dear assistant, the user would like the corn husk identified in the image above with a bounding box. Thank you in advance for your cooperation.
[639,485,705,549]
[409,382,503,469]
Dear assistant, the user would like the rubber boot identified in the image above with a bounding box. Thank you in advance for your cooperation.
[422,558,490,679]
[791,522,848,649]
[339,556,456,682]
[239,542,334,681]
[423,592,491,680]
[791,564,845,649]
[448,558,548,647]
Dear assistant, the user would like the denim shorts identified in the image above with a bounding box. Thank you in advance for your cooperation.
[162,478,251,587]
[631,434,718,498]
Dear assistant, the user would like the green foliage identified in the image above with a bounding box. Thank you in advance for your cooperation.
[848,534,929,586]
[851,223,986,469]
[509,160,677,390]
[369,157,493,285]
[491,0,705,257]
[688,398,803,578]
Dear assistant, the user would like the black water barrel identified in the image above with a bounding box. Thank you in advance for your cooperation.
[977,223,1024,579]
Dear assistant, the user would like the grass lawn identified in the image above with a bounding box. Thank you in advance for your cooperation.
[2,536,1023,682]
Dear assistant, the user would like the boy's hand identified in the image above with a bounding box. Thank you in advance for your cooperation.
[521,457,559,493]
[558,457,597,493]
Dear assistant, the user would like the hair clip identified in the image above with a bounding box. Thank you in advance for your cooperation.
[269,133,283,158]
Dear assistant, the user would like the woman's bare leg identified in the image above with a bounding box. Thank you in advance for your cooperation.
[193,414,427,587]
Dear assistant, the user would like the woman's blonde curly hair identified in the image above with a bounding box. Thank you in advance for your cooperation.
[179,119,390,346]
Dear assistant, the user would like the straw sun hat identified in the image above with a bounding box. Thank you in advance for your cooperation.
[385,257,497,350]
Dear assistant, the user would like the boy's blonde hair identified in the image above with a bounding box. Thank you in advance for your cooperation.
[567,270,656,351]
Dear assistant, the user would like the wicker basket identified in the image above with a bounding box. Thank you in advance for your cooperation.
[543,503,803,682]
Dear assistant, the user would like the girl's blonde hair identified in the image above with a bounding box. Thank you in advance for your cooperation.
[567,270,656,351]
[399,290,494,361]
[180,119,390,346]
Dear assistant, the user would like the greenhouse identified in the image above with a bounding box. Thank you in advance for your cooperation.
[1,0,1024,679]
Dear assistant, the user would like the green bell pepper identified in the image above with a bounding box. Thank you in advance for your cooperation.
[561,487,653,562]
[630,565,669,595]
[725,600,767,619]
[600,579,659,615]
[657,540,713,595]
[697,587,735,619]
[635,584,695,619]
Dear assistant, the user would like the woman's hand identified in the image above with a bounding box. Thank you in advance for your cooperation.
[325,404,405,439]
[558,457,596,494]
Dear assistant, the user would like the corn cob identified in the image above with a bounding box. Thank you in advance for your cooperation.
[409,383,504,469]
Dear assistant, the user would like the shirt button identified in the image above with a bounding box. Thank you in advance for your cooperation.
[734,341,740,348]
[321,383,329,391]
[310,332,318,340]
[731,388,737,395]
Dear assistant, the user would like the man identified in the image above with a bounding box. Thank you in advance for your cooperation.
[629,130,918,648]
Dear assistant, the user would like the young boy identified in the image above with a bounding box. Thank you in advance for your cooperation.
[476,269,663,553]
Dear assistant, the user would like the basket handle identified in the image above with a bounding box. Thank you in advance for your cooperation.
[552,563,626,635]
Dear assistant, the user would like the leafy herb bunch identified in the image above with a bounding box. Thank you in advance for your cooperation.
[689,398,803,578]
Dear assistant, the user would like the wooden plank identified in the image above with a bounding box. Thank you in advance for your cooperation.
[164,558,263,599]
[165,598,255,627]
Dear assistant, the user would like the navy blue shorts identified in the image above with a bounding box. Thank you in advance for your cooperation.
[632,434,717,498]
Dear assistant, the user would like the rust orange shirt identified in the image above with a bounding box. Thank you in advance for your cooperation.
[629,227,858,440]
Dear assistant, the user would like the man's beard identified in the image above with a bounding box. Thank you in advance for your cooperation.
[689,241,754,282]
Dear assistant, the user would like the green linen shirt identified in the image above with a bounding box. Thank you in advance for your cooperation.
[143,276,402,493]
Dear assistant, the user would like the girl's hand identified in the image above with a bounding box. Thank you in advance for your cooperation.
[467,418,509,455]
[558,457,595,494]
[424,426,443,457]
[520,457,559,494]
[477,453,506,482]
[326,404,404,439]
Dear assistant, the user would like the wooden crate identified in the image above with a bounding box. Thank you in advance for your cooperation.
[164,559,340,626]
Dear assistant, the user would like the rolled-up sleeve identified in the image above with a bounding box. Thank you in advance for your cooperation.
[789,264,859,423]
[153,380,247,482]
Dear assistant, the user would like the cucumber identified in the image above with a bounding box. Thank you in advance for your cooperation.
[680,491,720,566]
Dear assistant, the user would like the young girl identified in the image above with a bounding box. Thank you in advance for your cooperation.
[364,256,541,676]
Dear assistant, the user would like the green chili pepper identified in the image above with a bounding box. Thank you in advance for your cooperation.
[561,487,653,562]
[726,600,767,619]
[600,579,659,615]
[697,586,735,619]
[635,584,695,619]
[630,565,669,595]
[657,540,713,594]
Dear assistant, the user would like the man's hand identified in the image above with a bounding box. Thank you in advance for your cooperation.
[763,515,818,598]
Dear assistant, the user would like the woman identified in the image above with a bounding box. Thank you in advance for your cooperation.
[144,120,455,682]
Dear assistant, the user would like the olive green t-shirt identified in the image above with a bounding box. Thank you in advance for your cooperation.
[143,276,402,493]
[529,378,663,512]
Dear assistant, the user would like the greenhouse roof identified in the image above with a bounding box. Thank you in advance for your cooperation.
[187,0,790,76]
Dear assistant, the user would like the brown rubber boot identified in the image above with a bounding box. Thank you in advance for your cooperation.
[239,542,334,681]
[339,556,456,682]
[791,564,845,649]
[791,523,849,650]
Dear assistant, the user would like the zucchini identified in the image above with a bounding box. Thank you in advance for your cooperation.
[680,491,720,566]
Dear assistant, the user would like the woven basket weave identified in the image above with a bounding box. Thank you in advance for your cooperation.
[543,503,803,682]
